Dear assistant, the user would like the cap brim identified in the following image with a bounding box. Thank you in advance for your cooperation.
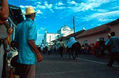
[21,12,37,15]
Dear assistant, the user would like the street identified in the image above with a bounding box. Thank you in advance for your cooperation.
[36,54,119,78]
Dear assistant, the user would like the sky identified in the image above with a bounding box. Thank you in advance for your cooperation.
[8,0,119,45]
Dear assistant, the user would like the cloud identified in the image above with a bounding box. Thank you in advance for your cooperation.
[37,5,46,9]
[68,0,110,12]
[68,1,78,5]
[37,10,43,14]
[44,2,54,13]
[54,2,66,10]
[82,10,119,22]
[44,1,52,9]
[35,1,54,13]
[36,3,52,9]
[54,0,110,11]
[20,2,54,13]
[70,1,77,4]
[87,0,109,3]
[91,11,119,18]
[98,18,114,22]
[55,6,66,9]
[36,2,42,5]
[57,2,64,6]
[70,3,96,12]
[49,9,54,13]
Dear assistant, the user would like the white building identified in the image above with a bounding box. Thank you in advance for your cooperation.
[44,30,59,45]
[43,25,74,46]
[57,25,74,37]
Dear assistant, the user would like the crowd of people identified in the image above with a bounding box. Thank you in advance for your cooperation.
[40,32,119,67]
[40,37,81,60]
[40,37,104,57]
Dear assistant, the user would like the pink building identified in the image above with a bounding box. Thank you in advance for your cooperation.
[76,19,119,44]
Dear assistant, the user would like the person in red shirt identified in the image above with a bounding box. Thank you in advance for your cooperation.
[95,39,100,56]
[91,43,95,55]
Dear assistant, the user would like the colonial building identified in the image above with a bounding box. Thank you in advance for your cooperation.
[42,25,74,46]
[57,25,74,37]
[43,30,59,45]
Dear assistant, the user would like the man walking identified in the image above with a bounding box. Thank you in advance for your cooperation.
[14,7,43,78]
[105,32,119,67]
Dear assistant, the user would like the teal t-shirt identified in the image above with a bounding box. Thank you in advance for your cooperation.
[15,18,37,65]
[105,36,119,53]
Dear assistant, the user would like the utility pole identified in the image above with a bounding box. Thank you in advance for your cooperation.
[73,16,75,33]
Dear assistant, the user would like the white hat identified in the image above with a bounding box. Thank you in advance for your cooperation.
[25,7,36,15]
[108,33,111,37]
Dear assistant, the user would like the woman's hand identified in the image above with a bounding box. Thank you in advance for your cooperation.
[8,27,13,35]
